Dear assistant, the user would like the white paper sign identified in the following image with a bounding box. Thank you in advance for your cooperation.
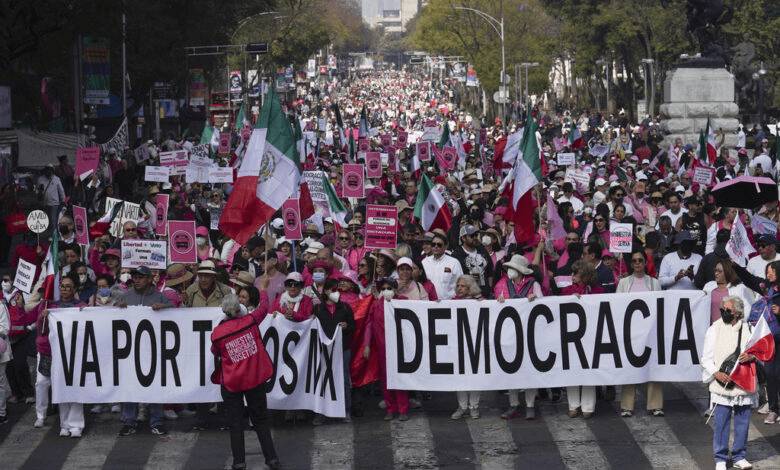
[693,166,715,185]
[726,215,756,266]
[121,239,168,270]
[144,166,170,183]
[208,167,234,184]
[13,259,36,294]
[26,210,49,234]
[609,222,634,253]
[557,152,575,166]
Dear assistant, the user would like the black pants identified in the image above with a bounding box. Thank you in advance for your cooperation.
[767,337,780,412]
[7,335,34,399]
[222,384,277,468]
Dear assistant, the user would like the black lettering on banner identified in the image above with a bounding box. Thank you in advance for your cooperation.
[192,320,213,386]
[306,329,321,394]
[656,298,665,365]
[528,304,556,372]
[280,331,299,395]
[494,306,523,373]
[592,302,622,368]
[624,300,651,368]
[560,302,589,370]
[160,321,181,387]
[135,320,156,387]
[428,308,453,374]
[671,298,699,365]
[80,321,102,386]
[457,307,490,374]
[262,327,279,393]
[394,308,422,373]
[319,343,336,400]
[112,320,131,386]
[57,321,79,386]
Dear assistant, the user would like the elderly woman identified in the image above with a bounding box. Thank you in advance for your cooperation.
[303,260,332,305]
[268,272,313,322]
[562,260,604,418]
[701,296,758,470]
[451,275,484,420]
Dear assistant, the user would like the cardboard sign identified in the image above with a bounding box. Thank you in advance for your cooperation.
[422,123,440,142]
[365,204,397,250]
[26,210,49,234]
[208,206,223,230]
[416,141,431,161]
[397,130,408,148]
[75,147,100,180]
[282,199,303,240]
[387,147,398,172]
[557,152,575,166]
[121,239,167,270]
[208,167,234,184]
[102,197,141,238]
[365,153,382,178]
[155,194,169,236]
[441,146,457,170]
[218,133,230,154]
[159,150,188,176]
[73,205,89,245]
[13,259,36,294]
[343,164,365,198]
[358,138,370,153]
[241,128,251,142]
[134,144,150,163]
[609,222,634,253]
[381,134,393,150]
[693,166,715,185]
[168,221,197,263]
[144,166,170,183]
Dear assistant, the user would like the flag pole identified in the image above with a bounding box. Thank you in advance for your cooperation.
[537,187,547,279]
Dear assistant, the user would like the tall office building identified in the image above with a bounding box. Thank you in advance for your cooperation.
[361,0,420,33]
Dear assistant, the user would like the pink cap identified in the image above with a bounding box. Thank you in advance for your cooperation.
[196,226,208,237]
[286,272,303,283]
[601,249,615,259]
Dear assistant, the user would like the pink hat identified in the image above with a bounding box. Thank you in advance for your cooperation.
[339,270,359,285]
[377,249,397,262]
[196,226,208,237]
[601,249,615,259]
[286,272,303,283]
[493,206,507,216]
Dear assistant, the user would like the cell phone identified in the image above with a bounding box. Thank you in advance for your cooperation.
[688,265,694,272]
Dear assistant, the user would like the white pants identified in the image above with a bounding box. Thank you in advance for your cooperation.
[508,388,537,408]
[457,391,481,409]
[566,386,596,413]
[36,354,84,432]
[0,362,7,417]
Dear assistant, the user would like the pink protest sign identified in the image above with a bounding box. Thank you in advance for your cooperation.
[343,164,365,198]
[168,220,196,263]
[73,205,89,245]
[480,128,487,145]
[366,153,382,178]
[241,129,251,142]
[75,147,100,180]
[159,150,188,176]
[441,146,457,170]
[397,130,408,148]
[358,138,370,153]
[365,205,397,250]
[218,134,230,153]
[416,141,431,161]
[387,147,398,172]
[282,199,302,240]
[155,194,169,236]
[380,134,393,149]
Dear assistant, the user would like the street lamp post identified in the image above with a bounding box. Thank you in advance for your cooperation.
[596,59,610,114]
[519,62,539,107]
[641,58,654,119]
[753,65,768,124]
[454,6,504,129]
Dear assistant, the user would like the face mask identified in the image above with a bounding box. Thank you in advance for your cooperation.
[381,289,394,300]
[79,274,88,285]
[507,268,520,280]
[97,287,110,296]
[635,192,644,199]
[59,225,72,234]
[119,273,132,283]
[721,308,735,324]
[312,272,326,283]
[613,197,623,205]
[196,236,207,246]
[481,235,492,246]
[2,281,11,292]
[328,292,341,303]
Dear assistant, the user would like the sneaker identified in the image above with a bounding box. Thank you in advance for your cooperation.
[650,409,665,417]
[33,418,44,428]
[192,423,208,431]
[715,462,727,470]
[59,428,70,437]
[764,411,778,424]
[383,412,394,421]
[409,398,422,409]
[704,407,713,418]
[209,404,218,414]
[398,413,409,421]
[500,406,520,419]
[312,414,326,426]
[178,409,197,418]
[757,403,770,414]
[163,409,178,420]
[90,405,107,414]
[70,429,82,438]
[111,404,121,413]
[342,416,352,424]
[378,400,387,409]
[733,459,753,469]
[119,425,137,436]
[0,415,7,425]
[150,424,168,435]
[451,407,467,420]
[470,408,480,419]
[525,408,536,420]
[620,409,633,418]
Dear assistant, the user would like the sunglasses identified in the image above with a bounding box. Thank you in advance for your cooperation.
[284,281,303,288]
[631,258,645,263]
[720,308,732,315]
[594,218,605,222]
[431,242,445,248]
[339,237,350,241]
[615,193,625,197]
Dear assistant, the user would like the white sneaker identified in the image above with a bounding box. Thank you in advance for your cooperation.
[33,418,44,428]
[163,409,178,420]
[111,404,121,413]
[715,462,726,470]
[470,407,481,419]
[90,405,106,414]
[378,400,386,409]
[59,428,70,437]
[451,407,467,420]
[70,428,82,438]
[733,459,753,470]
[757,403,770,414]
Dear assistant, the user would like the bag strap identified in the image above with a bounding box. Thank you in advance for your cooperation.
[518,279,534,298]
[733,325,743,356]
[506,279,517,298]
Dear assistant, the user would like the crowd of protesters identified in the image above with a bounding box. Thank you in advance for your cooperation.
[0,70,778,470]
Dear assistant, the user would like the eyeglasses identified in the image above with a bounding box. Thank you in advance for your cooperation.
[354,234,364,239]
[431,242,445,248]
[594,218,605,223]
[125,227,137,232]
[339,237,350,241]
[284,281,303,288]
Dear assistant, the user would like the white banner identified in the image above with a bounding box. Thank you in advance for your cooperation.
[48,307,225,404]
[259,315,345,418]
[209,167,234,184]
[385,292,710,391]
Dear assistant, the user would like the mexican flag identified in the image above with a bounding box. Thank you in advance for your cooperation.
[294,119,305,163]
[410,144,421,179]
[200,125,220,158]
[331,103,348,152]
[569,122,584,149]
[40,230,60,302]
[91,201,124,236]
[507,114,542,244]
[235,103,250,131]
[706,116,718,164]
[218,86,301,245]
[413,173,452,232]
[322,173,347,228]
[438,122,450,150]
[697,129,710,167]
[729,316,775,392]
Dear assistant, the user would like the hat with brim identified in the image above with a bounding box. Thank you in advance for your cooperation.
[309,260,333,275]
[197,260,218,275]
[502,254,533,275]
[100,248,121,261]
[166,263,194,286]
[304,241,325,255]
[231,270,256,288]
[377,249,397,262]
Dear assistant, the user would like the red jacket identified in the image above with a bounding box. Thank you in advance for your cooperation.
[211,315,272,392]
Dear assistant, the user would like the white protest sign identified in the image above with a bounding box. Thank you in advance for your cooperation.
[121,239,168,270]
[693,166,715,185]
[385,292,710,391]
[27,210,49,234]
[726,215,756,266]
[159,150,188,176]
[609,222,634,253]
[103,197,141,238]
[13,259,36,294]
[208,167,234,184]
[422,124,440,142]
[557,152,575,166]
[186,167,210,183]
[259,315,346,418]
[144,166,170,183]
[48,307,225,404]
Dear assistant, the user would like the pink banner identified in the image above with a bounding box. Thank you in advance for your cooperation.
[387,147,398,172]
[282,199,302,240]
[73,205,89,245]
[218,134,230,153]
[397,130,408,148]
[75,147,100,180]
[416,141,431,161]
[366,152,382,178]
[358,138,370,153]
[480,129,487,146]
[168,220,196,263]
[546,193,567,240]
[343,164,365,198]
[365,205,397,250]
[241,129,251,142]
[155,194,169,236]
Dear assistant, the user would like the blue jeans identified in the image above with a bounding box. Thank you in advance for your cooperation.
[122,403,163,427]
[712,404,750,463]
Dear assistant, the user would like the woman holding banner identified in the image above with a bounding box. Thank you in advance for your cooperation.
[562,260,604,418]
[396,257,429,300]
[617,250,664,417]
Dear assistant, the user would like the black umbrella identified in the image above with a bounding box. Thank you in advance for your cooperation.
[711,175,778,208]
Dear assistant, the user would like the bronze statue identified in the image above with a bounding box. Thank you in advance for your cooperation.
[663,0,734,65]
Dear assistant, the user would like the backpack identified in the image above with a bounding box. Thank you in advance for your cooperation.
[748,296,780,339]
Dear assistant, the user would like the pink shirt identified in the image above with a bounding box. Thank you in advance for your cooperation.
[710,287,729,324]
